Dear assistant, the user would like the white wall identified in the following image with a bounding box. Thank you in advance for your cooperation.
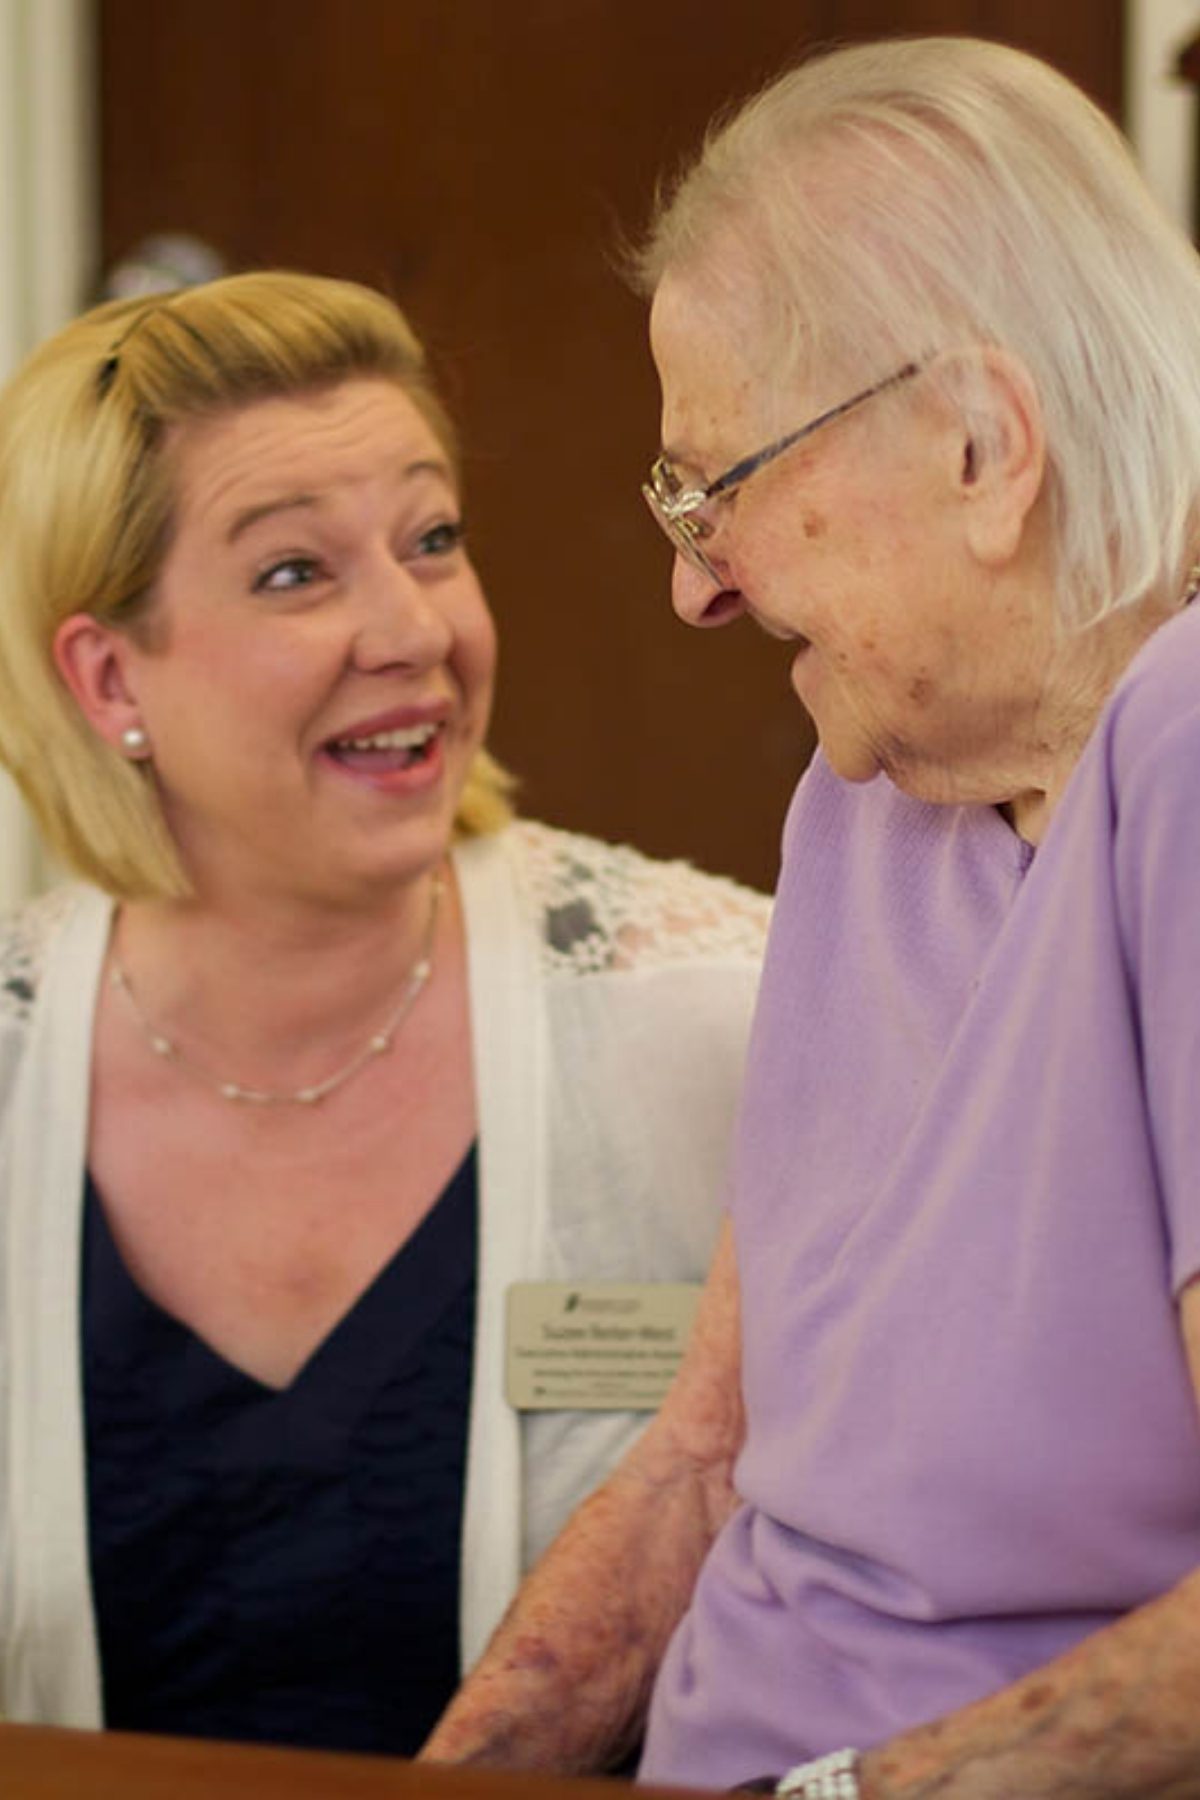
[1128,0,1200,226]
[0,0,95,909]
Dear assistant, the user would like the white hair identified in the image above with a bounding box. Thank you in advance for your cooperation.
[638,36,1200,630]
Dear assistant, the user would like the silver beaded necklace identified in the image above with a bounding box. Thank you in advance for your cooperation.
[109,872,444,1107]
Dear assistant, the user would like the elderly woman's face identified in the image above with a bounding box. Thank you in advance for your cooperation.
[110,377,496,908]
[649,273,1053,805]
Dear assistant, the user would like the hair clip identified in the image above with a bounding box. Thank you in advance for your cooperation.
[93,296,217,403]
[94,301,169,400]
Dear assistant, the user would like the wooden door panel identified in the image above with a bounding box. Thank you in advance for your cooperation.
[99,1,1120,891]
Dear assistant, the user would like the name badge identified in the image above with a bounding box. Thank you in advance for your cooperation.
[505,1281,701,1411]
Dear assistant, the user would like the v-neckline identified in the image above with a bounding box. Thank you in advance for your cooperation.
[82,1145,478,1402]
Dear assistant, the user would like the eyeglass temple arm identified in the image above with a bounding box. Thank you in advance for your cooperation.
[705,361,923,501]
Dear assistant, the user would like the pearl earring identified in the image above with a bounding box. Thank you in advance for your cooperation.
[121,725,149,756]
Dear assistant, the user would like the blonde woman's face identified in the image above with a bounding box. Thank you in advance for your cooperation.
[116,378,496,910]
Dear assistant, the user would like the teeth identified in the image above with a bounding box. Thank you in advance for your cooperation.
[335,723,438,751]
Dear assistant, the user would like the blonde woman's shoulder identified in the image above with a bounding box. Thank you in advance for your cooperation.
[0,883,92,1030]
[505,818,771,978]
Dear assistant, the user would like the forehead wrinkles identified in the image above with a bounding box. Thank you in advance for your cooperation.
[165,385,453,540]
[652,270,785,471]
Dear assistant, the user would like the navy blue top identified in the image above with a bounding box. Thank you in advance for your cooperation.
[82,1146,478,1755]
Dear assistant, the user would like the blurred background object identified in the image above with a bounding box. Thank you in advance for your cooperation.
[97,230,226,300]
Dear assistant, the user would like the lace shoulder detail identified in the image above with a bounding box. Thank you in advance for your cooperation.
[0,886,81,1027]
[509,820,771,978]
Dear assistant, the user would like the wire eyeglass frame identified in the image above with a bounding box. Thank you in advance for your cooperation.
[642,361,922,582]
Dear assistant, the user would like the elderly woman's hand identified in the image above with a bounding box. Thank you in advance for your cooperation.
[421,1222,745,1774]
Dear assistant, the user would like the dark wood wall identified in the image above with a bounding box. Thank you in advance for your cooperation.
[98,1,1122,892]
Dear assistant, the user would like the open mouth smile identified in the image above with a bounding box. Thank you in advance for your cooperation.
[322,719,446,781]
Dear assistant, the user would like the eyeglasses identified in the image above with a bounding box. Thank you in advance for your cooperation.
[642,361,922,582]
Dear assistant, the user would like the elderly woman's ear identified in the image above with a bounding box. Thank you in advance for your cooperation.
[945,346,1046,569]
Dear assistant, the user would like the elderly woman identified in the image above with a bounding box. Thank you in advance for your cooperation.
[424,36,1200,1800]
[0,271,768,1753]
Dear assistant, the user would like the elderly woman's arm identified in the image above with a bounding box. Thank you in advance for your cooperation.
[420,1220,744,1773]
[857,1279,1200,1800]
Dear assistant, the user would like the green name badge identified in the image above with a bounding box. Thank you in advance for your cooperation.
[505,1281,702,1411]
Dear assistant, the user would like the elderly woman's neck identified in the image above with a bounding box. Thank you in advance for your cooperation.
[1004,592,1179,845]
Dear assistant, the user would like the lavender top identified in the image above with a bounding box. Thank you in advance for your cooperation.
[641,604,1200,1790]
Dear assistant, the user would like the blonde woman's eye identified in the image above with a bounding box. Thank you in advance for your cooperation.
[254,556,323,593]
[415,519,466,558]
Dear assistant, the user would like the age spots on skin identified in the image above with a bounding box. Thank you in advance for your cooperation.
[802,512,827,539]
[510,1635,562,1673]
[1019,1682,1057,1714]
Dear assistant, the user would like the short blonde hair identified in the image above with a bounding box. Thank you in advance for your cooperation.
[638,36,1200,631]
[0,270,515,900]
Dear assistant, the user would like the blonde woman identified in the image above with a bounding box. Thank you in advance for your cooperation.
[0,271,768,1753]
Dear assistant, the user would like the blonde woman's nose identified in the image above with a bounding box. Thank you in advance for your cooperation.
[353,560,453,669]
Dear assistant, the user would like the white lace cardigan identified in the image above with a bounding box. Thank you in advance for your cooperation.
[0,819,769,1727]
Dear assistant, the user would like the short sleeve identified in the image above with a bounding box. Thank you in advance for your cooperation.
[1111,651,1200,1292]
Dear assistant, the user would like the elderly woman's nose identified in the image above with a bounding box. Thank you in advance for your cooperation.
[671,553,744,628]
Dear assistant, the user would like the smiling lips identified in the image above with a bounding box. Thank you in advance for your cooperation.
[324,720,442,776]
